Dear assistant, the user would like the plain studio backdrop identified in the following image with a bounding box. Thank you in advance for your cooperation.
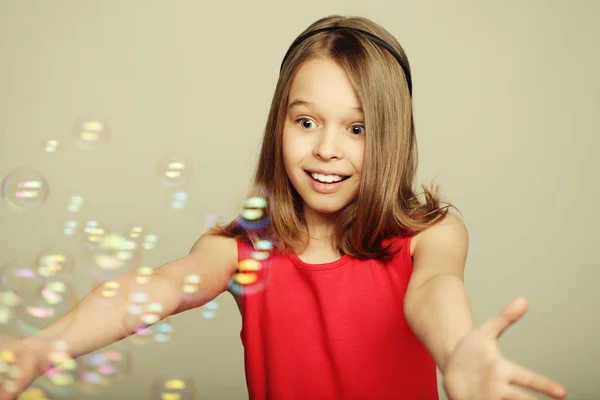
[0,1,598,399]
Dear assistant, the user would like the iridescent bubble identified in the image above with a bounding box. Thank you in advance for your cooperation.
[133,266,154,285]
[200,300,219,320]
[72,118,109,149]
[33,248,75,279]
[151,375,196,400]
[228,189,274,296]
[124,225,147,243]
[0,349,23,394]
[66,195,84,213]
[251,240,273,261]
[0,259,45,302]
[82,220,108,248]
[181,274,201,298]
[157,155,193,187]
[15,385,52,400]
[91,233,139,279]
[0,290,20,335]
[16,280,79,337]
[1,168,50,212]
[236,196,270,231]
[63,220,78,236]
[36,340,79,398]
[76,342,131,395]
[170,191,189,210]
[42,139,59,153]
[128,319,174,346]
[96,280,126,301]
[142,234,158,251]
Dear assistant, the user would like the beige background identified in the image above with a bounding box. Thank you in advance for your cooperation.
[0,0,598,399]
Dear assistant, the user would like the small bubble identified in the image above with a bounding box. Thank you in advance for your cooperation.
[142,234,158,251]
[151,375,196,400]
[201,300,219,320]
[170,191,189,210]
[42,139,59,153]
[83,220,108,247]
[157,155,193,187]
[63,220,78,236]
[72,118,110,149]
[66,195,84,213]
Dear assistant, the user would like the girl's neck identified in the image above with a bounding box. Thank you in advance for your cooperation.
[303,204,337,244]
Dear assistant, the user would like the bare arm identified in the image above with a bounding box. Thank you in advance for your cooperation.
[22,232,238,371]
[403,212,473,374]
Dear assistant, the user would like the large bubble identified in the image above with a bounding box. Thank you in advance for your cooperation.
[76,342,131,395]
[36,340,79,398]
[1,168,50,212]
[15,279,79,337]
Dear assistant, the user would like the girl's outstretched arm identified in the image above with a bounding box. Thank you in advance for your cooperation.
[404,213,566,399]
[403,212,472,374]
[22,232,238,371]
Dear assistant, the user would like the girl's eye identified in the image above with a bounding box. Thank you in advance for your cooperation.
[349,125,365,136]
[297,118,316,129]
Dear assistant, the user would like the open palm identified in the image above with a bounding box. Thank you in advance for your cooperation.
[443,297,567,400]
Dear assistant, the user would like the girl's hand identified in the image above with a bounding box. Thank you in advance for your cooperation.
[443,297,567,400]
[0,337,44,400]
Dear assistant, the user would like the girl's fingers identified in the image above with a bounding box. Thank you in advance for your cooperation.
[507,360,567,399]
[501,385,539,400]
[480,297,529,339]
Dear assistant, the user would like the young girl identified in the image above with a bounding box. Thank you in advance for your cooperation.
[2,14,566,400]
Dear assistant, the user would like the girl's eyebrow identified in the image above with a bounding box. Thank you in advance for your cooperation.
[287,98,363,113]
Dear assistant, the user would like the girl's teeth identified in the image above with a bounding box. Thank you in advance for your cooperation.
[310,172,343,183]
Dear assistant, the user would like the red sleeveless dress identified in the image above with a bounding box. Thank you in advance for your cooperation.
[238,236,439,400]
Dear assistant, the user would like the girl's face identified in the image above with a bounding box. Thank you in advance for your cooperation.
[282,57,366,216]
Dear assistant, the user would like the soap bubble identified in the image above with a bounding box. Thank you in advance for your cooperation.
[200,300,219,320]
[16,280,79,337]
[33,248,75,279]
[151,374,196,400]
[142,234,158,251]
[236,195,269,231]
[157,155,193,187]
[0,290,20,335]
[63,220,78,236]
[82,220,108,248]
[15,385,52,400]
[170,191,189,210]
[180,274,201,299]
[91,233,140,280]
[72,118,109,149]
[77,343,131,395]
[36,340,79,397]
[228,191,274,296]
[42,139,59,153]
[128,319,174,346]
[66,195,84,213]
[1,168,49,212]
[0,349,24,394]
[124,224,147,243]
[0,259,45,301]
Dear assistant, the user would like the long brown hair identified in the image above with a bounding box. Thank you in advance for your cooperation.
[211,15,458,260]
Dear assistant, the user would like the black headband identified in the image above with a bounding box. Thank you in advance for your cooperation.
[280,26,412,95]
